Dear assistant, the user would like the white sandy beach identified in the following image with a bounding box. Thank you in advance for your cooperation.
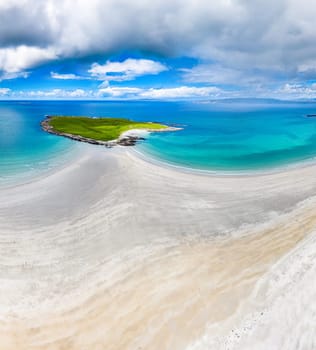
[1,144,316,349]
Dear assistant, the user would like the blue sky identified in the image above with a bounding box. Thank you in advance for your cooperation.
[1,0,316,100]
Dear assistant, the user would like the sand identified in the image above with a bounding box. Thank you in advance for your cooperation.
[1,144,316,349]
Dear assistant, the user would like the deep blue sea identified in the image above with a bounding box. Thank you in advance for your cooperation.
[1,99,316,183]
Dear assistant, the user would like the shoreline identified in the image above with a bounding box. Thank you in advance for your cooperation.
[41,116,182,147]
[1,145,316,349]
[0,142,82,190]
[133,145,316,178]
[41,114,316,179]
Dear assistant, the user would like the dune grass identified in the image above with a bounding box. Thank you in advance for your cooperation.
[48,116,168,141]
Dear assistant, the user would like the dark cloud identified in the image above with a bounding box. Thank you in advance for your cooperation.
[0,0,316,81]
[0,2,56,48]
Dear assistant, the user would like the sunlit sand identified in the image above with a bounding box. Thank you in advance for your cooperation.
[1,145,316,349]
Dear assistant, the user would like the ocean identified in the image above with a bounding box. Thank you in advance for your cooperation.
[1,99,316,183]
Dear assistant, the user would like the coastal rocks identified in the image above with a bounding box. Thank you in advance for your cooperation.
[41,117,116,148]
[40,116,182,148]
[117,136,146,146]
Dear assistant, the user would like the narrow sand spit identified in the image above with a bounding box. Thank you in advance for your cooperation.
[1,145,316,349]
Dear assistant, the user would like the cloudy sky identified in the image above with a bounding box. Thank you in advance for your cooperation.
[1,0,316,100]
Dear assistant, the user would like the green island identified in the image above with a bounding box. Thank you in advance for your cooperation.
[41,116,180,147]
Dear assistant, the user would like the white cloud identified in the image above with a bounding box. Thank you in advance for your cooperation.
[0,88,10,95]
[50,72,87,80]
[97,85,222,99]
[0,71,29,81]
[139,86,221,99]
[180,64,271,87]
[277,83,316,99]
[0,85,224,100]
[97,87,142,98]
[67,89,88,97]
[89,59,168,82]
[0,45,56,73]
[23,88,91,99]
[52,58,167,83]
[181,65,241,85]
[8,82,316,100]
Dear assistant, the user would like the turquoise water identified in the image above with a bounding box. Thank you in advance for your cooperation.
[0,101,74,184]
[138,100,316,170]
[1,100,316,183]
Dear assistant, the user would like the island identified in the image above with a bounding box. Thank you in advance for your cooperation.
[41,116,181,147]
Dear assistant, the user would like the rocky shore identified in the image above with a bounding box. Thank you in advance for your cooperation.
[41,116,182,147]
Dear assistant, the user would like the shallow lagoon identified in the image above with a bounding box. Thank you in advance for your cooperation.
[1,99,316,184]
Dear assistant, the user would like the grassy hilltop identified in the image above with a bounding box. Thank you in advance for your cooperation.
[47,116,168,142]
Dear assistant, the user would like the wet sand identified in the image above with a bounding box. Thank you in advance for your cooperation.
[1,145,316,349]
